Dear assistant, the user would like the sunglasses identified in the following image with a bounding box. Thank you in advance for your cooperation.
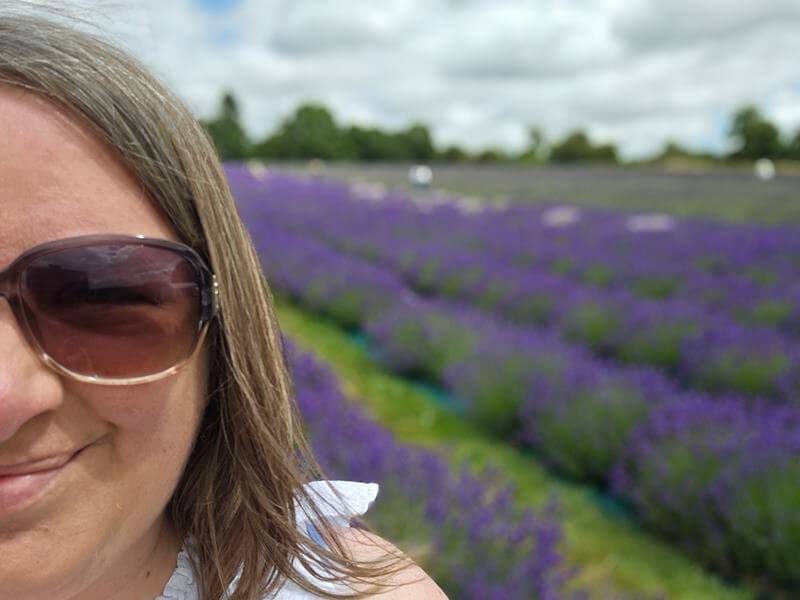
[0,234,219,385]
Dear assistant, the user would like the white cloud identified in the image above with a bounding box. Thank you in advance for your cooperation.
[434,3,623,79]
[269,1,419,55]
[610,0,800,51]
[24,0,800,158]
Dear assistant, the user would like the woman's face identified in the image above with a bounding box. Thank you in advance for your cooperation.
[0,86,208,599]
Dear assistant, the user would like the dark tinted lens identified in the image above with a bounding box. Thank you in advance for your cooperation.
[20,243,202,380]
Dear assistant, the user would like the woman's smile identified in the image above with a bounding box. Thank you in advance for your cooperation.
[0,446,86,517]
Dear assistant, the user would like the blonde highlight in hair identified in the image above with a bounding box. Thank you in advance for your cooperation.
[0,7,404,599]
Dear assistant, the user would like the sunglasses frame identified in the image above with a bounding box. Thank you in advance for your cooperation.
[0,234,220,386]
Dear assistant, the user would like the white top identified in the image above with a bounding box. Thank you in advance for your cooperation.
[156,480,380,600]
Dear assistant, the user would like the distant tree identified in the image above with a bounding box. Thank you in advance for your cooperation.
[549,130,617,163]
[786,129,800,161]
[202,91,250,160]
[253,103,356,160]
[399,123,435,161]
[518,126,547,163]
[593,143,618,162]
[647,140,717,163]
[657,141,693,159]
[549,130,592,162]
[438,144,469,162]
[346,126,406,161]
[476,148,510,163]
[728,105,782,160]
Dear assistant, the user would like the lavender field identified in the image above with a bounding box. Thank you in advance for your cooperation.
[288,343,583,599]
[306,163,800,226]
[228,164,800,596]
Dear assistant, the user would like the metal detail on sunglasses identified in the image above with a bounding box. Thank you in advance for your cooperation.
[0,234,220,386]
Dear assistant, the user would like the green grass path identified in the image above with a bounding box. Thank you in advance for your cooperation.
[277,299,754,600]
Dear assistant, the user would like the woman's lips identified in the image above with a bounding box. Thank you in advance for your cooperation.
[0,449,83,517]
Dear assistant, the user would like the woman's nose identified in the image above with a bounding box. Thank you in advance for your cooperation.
[0,301,63,442]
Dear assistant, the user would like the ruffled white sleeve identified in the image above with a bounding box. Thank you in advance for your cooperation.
[156,480,380,600]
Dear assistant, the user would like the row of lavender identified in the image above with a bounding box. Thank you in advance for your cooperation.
[310,171,800,331]
[231,167,800,405]
[235,181,800,588]
[287,343,583,599]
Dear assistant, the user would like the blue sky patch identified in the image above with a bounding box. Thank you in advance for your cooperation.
[195,0,242,13]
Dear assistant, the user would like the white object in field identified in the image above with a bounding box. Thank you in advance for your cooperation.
[307,159,326,176]
[490,195,510,211]
[411,189,450,212]
[542,205,581,227]
[754,158,776,181]
[626,213,676,233]
[409,164,433,187]
[455,195,483,214]
[246,160,268,180]
[351,180,387,202]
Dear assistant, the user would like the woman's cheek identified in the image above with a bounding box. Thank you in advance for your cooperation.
[72,360,207,472]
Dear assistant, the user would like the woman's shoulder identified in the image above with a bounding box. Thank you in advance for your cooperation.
[299,480,447,598]
[158,480,446,599]
[331,527,448,599]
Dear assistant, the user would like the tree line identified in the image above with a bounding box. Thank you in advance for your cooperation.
[202,91,800,164]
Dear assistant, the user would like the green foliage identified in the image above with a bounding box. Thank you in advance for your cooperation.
[461,356,529,435]
[203,92,800,164]
[658,141,695,160]
[619,322,697,371]
[383,310,477,379]
[401,123,435,161]
[744,266,777,285]
[550,130,618,163]
[786,129,800,160]
[347,125,406,161]
[518,127,547,163]
[694,255,728,275]
[727,461,800,584]
[504,293,555,326]
[636,438,726,546]
[746,299,793,328]
[581,263,616,288]
[649,141,717,164]
[550,257,576,275]
[728,105,782,160]
[476,148,510,163]
[564,301,620,352]
[415,257,442,293]
[201,91,251,160]
[537,383,649,482]
[693,350,789,397]
[437,145,469,162]
[440,265,483,298]
[474,278,515,310]
[326,289,362,328]
[631,276,679,299]
[254,103,357,160]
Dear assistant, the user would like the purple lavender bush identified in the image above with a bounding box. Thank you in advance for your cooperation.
[287,344,584,599]
[363,296,480,379]
[227,166,800,588]
[520,362,675,482]
[680,321,800,402]
[367,295,674,480]
[612,394,800,585]
[229,168,800,404]
[247,223,408,329]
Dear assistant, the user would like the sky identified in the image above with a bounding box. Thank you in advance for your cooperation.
[35,0,800,159]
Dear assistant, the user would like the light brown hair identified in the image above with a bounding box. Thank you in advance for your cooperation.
[0,6,401,599]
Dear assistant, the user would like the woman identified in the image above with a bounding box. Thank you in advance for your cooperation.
[0,10,445,600]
